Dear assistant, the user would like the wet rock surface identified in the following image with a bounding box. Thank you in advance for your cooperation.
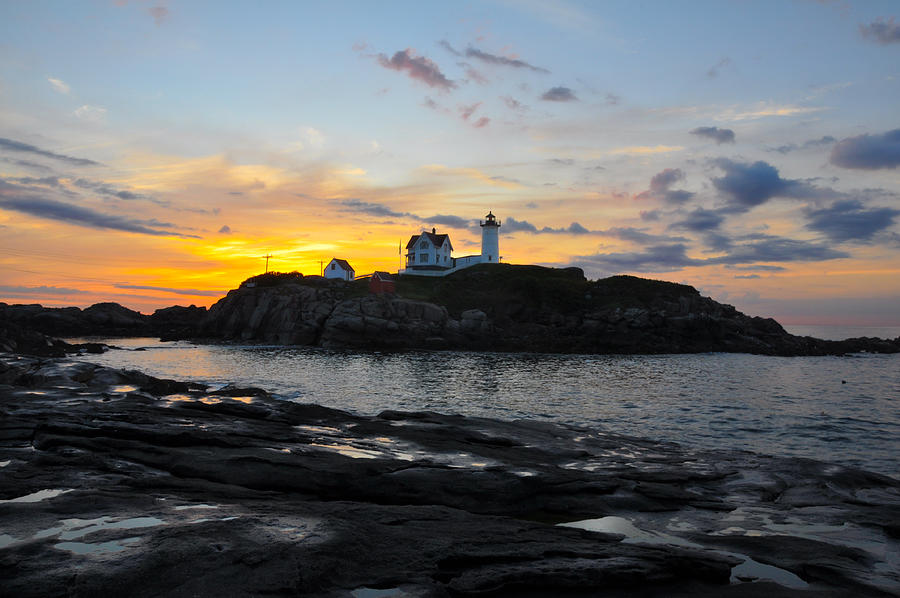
[1,354,898,597]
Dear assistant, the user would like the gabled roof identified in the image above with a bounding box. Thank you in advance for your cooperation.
[406,231,453,251]
[328,258,354,272]
[372,271,394,282]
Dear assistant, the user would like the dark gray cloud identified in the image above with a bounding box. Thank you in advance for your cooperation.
[115,284,221,297]
[541,86,578,102]
[464,47,550,73]
[711,158,831,210]
[377,49,455,90]
[218,225,232,234]
[425,214,472,229]
[603,227,688,244]
[0,137,101,166]
[690,126,735,144]
[706,57,731,79]
[0,284,88,296]
[829,129,900,170]
[72,177,161,203]
[340,199,411,219]
[769,135,835,154]
[735,274,760,279]
[711,235,849,264]
[860,17,900,44]
[0,157,53,171]
[575,244,700,273]
[574,234,848,275]
[669,208,726,232]
[725,264,787,272]
[503,217,592,234]
[0,195,200,238]
[635,168,695,204]
[804,199,900,242]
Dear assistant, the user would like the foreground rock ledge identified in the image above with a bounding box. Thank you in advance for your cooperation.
[1,354,898,597]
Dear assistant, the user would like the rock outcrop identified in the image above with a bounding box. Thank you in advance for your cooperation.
[198,266,900,356]
[1,354,898,596]
[0,301,206,340]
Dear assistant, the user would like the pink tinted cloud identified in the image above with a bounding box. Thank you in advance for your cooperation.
[377,49,456,91]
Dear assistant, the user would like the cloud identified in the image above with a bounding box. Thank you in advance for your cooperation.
[340,199,411,219]
[575,244,700,273]
[769,135,836,154]
[114,284,222,297]
[574,235,849,275]
[72,177,161,203]
[860,17,900,44]
[73,105,107,122]
[47,77,70,94]
[148,5,169,26]
[690,126,735,144]
[634,168,695,204]
[669,207,726,232]
[424,214,472,229]
[706,57,731,79]
[541,86,578,102]
[502,217,538,233]
[0,194,199,238]
[711,158,831,210]
[464,46,550,73]
[218,225,232,234]
[501,96,527,111]
[0,137,101,166]
[377,49,455,91]
[712,235,849,264]
[0,285,88,296]
[829,129,900,170]
[609,145,683,155]
[504,217,593,234]
[602,227,688,244]
[735,274,760,279]
[804,199,900,242]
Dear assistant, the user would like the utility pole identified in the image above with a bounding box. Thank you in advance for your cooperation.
[319,260,324,276]
[264,253,272,274]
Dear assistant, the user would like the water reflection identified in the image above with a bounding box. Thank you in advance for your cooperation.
[70,339,900,478]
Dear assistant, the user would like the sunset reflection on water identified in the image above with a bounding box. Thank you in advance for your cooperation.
[70,338,900,478]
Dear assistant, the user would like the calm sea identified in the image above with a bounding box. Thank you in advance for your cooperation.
[69,337,900,479]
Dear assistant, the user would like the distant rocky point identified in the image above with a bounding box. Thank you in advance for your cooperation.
[2,264,898,356]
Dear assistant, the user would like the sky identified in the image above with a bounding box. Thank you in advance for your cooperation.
[1,1,899,325]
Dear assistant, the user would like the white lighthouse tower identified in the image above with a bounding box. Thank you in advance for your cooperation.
[480,211,501,263]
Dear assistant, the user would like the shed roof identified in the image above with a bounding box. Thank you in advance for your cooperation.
[371,271,394,282]
[329,258,354,272]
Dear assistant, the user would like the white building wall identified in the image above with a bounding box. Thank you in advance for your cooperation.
[481,226,499,263]
[324,259,354,281]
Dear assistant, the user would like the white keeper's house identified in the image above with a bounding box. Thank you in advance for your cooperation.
[400,211,501,277]
[323,258,355,281]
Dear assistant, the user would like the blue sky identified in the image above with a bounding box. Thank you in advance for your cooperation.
[1,1,899,324]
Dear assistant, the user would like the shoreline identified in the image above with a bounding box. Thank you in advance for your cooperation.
[1,351,899,596]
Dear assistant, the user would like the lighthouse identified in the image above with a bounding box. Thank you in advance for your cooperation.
[480,211,501,263]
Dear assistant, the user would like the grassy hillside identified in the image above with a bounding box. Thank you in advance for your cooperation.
[237,264,704,318]
[396,264,700,317]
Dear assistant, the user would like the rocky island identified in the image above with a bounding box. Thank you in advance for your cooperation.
[2,265,898,356]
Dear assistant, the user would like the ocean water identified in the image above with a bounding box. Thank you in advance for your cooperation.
[69,338,900,479]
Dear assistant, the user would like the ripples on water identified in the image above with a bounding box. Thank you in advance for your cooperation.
[72,338,900,479]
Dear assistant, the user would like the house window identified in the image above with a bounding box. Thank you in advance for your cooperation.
[331,263,335,270]
[420,241,427,249]
[419,253,428,263]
